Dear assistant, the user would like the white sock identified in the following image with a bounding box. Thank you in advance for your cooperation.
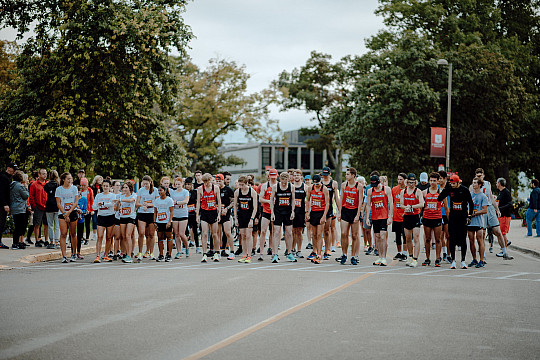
[442,246,447,254]
[502,247,507,255]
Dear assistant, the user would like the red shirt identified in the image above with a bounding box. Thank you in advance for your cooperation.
[403,187,421,215]
[392,185,405,222]
[29,179,47,211]
[310,187,326,212]
[423,188,442,219]
[201,186,217,211]
[342,182,360,210]
[370,186,389,220]
[262,182,273,214]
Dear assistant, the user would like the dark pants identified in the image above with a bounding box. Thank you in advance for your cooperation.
[13,213,28,245]
[84,214,92,239]
[77,222,85,253]
[0,207,7,243]
[449,216,467,262]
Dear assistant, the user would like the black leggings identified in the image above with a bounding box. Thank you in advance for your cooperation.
[394,222,406,246]
[188,215,199,247]
[449,217,467,262]
[12,213,28,244]
[77,221,85,253]
[83,213,92,239]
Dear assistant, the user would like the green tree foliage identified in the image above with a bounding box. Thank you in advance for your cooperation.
[0,0,192,178]
[175,57,279,172]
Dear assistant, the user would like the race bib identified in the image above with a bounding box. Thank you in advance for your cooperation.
[312,200,321,208]
[240,201,249,210]
[99,204,108,211]
[453,202,462,211]
[294,199,302,207]
[426,202,437,210]
[64,202,73,211]
[121,207,131,216]
[345,196,355,206]
[188,204,195,212]
[144,200,153,208]
[206,200,216,208]
[396,202,401,208]
[157,212,167,222]
[279,197,290,206]
[374,200,384,209]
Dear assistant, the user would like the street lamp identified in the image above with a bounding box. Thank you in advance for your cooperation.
[437,59,452,170]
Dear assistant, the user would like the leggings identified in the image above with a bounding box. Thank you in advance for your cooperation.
[188,215,199,247]
[83,213,92,239]
[77,222,85,253]
[12,213,28,244]
[394,222,406,246]
[449,216,467,262]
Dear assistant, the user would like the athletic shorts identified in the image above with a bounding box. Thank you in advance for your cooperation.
[442,215,448,225]
[293,210,305,228]
[403,214,421,230]
[372,219,388,233]
[59,211,78,222]
[467,226,483,232]
[137,212,154,224]
[262,212,271,221]
[486,206,500,228]
[274,212,292,227]
[200,209,218,224]
[422,218,442,228]
[33,208,48,226]
[120,217,137,225]
[172,216,188,222]
[326,211,334,219]
[188,213,197,228]
[114,216,121,226]
[238,213,252,229]
[97,214,116,228]
[156,222,172,233]
[499,216,511,235]
[392,221,403,233]
[219,209,231,224]
[341,207,359,224]
[309,211,325,226]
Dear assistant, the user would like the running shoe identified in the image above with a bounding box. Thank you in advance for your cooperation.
[234,247,243,255]
[450,260,456,269]
[84,240,89,245]
[165,253,171,262]
[123,255,133,263]
[46,243,56,249]
[196,247,202,254]
[286,253,297,262]
[245,256,252,264]
[25,239,34,245]
[156,254,164,262]
[94,256,101,263]
[143,251,150,258]
[267,248,273,256]
[323,253,330,261]
[175,252,182,259]
[62,256,68,263]
[373,257,382,266]
[306,243,313,249]
[434,258,441,267]
[507,241,512,246]
[213,253,220,262]
[339,254,347,265]
[460,261,467,269]
[150,253,156,260]
[284,249,289,256]
[380,258,388,266]
[238,256,247,263]
[108,251,113,258]
[258,255,264,261]
[312,255,322,264]
[296,251,304,258]
[422,259,431,266]
[189,241,195,247]
[336,242,341,248]
[476,260,485,268]
[272,254,279,263]
[306,252,316,261]
[35,240,43,247]
[400,253,408,262]
[136,253,143,262]
[442,253,447,262]
[77,254,84,260]
[445,256,452,264]
[373,249,379,256]
[227,253,235,260]
[503,253,514,260]
[489,246,493,253]
[405,257,413,267]
[365,247,373,255]
[468,259,478,267]
[410,259,417,268]
[70,255,77,262]
[220,250,228,257]
[330,245,336,252]
[201,254,207,263]
[104,256,112,262]
[496,251,504,257]
[393,253,401,260]
[351,256,358,266]
[185,248,190,257]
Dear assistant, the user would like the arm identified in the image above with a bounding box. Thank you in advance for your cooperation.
[56,197,63,217]
[215,185,221,221]
[355,185,363,222]
[415,190,424,210]
[437,186,451,202]
[290,186,295,220]
[168,205,174,226]
[179,191,190,205]
[28,183,36,209]
[92,194,100,211]
[386,187,393,224]
[337,183,345,221]
[322,187,330,223]
[135,192,142,210]
[399,189,405,210]
[250,189,258,221]
[364,189,372,225]
[443,197,450,217]
[233,190,239,226]
[473,205,488,217]
[195,188,201,220]
[334,182,341,213]
[259,184,271,204]
[269,185,276,221]
[466,189,474,216]
[154,206,157,223]
[305,185,311,219]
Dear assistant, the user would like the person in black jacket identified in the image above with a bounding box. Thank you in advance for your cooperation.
[0,162,19,249]
[44,170,60,249]
[526,179,540,237]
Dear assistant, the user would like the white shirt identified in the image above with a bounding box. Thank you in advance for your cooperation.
[137,187,159,214]
[154,196,174,223]
[93,192,116,217]
[119,193,137,219]
[55,185,78,215]
[170,189,190,218]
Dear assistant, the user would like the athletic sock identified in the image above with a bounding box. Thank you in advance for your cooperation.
[442,246,447,254]
[502,247,507,255]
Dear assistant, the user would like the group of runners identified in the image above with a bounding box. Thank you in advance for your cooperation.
[52,166,514,268]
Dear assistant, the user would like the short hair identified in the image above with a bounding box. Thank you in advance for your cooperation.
[160,176,170,183]
[123,180,134,193]
[12,170,24,182]
[475,168,484,175]
[474,176,484,187]
[398,172,407,179]
[429,172,440,180]
[532,179,539,187]
[347,167,357,176]
[438,170,447,179]
[238,175,248,184]
[202,173,213,182]
[294,169,302,175]
[173,177,183,185]
[287,168,295,173]
[91,175,103,187]
[222,171,231,177]
[279,172,289,180]
[195,170,202,175]
[497,178,506,187]
[370,170,380,176]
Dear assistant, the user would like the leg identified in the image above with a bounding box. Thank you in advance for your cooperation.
[259,217,271,256]
[272,224,281,254]
[340,220,350,256]
[200,222,209,253]
[404,228,413,257]
[526,209,534,236]
[69,221,78,256]
[137,220,146,254]
[96,226,105,257]
[223,221,234,253]
[467,231,476,260]
[210,222,220,252]
[350,222,360,257]
[284,225,293,253]
[146,223,156,256]
[412,227,421,259]
[475,230,485,262]
[423,226,432,261]
[323,220,331,254]
[433,226,442,259]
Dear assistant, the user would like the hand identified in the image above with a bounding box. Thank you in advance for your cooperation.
[217,215,221,223]
[496,210,501,218]
[354,216,359,223]
[91,211,95,215]
[196,215,200,224]
[305,213,310,221]
[254,218,259,225]
[387,218,392,225]
[337,214,341,222]
[365,219,371,227]
[248,219,253,228]
[271,213,275,222]
[290,212,295,221]
[64,213,70,221]
[3,205,9,212]
[167,221,171,228]
[234,219,239,227]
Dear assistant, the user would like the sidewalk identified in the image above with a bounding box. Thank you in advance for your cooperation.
[504,219,540,257]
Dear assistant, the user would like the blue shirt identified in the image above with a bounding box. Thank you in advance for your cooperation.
[469,191,489,228]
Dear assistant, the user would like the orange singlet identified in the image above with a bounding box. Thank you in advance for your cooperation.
[403,188,421,215]
[262,182,273,214]
[201,186,217,211]
[423,189,442,219]
[310,187,326,212]
[342,182,360,209]
[370,186,389,220]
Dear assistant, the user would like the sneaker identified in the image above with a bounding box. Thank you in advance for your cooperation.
[123,255,133,263]
[307,252,316,260]
[94,256,101,263]
[165,253,171,262]
[136,253,143,261]
[489,246,493,253]
[185,248,190,257]
[77,254,84,260]
[25,239,34,245]
[238,256,247,263]
[62,256,68,263]
[410,259,417,268]
[363,246,368,252]
[339,254,347,265]
[286,253,297,262]
[507,241,512,246]
[271,254,279,263]
[331,245,336,252]
[70,255,77,262]
[405,257,413,267]
[450,260,456,269]
[43,241,50,247]
[445,255,452,264]
[35,240,43,247]
[104,256,112,262]
[220,250,227,257]
[468,259,478,267]
[150,253,156,260]
[156,254,164,262]
[442,253,447,262]
[189,241,195,247]
[422,259,431,266]
[245,256,252,264]
[295,251,304,258]
[84,240,89,245]
[213,253,220,262]
[267,248,273,256]
[393,253,401,260]
[46,243,56,249]
[400,253,408,262]
[11,243,19,250]
[55,243,60,249]
[201,254,207,263]
[336,242,341,248]
[0,242,11,249]
[312,255,322,264]
[258,255,264,261]
[108,251,113,258]
[234,247,243,256]
[143,251,150,258]
[476,260,485,268]
[434,258,441,267]
[175,251,182,259]
[365,247,373,255]
[373,257,382,266]
[284,249,289,256]
[351,256,358,265]
[380,258,388,266]
[460,261,467,269]
[196,247,202,254]
[306,243,313,249]
[227,253,235,260]
[503,253,514,260]
[373,249,379,257]
[323,253,330,261]
[18,242,27,249]
[496,251,504,257]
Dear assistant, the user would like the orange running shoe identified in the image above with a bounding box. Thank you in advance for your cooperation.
[104,256,113,262]
[336,242,341,248]
[93,256,101,263]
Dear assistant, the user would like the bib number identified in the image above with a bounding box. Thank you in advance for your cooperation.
[64,202,73,211]
[157,212,167,222]
[144,200,153,208]
[374,200,383,209]
[453,202,462,211]
[121,207,131,216]
[188,204,195,212]
[345,196,355,206]
[240,201,249,210]
[294,199,302,207]
[312,200,321,208]
[279,197,290,206]
[426,202,437,210]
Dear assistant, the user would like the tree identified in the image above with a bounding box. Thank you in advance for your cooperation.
[174,57,279,172]
[0,0,192,178]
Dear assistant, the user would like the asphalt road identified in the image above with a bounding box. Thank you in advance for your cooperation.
[1,248,539,360]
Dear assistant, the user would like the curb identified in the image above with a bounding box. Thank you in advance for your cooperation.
[484,238,540,259]
[19,246,97,264]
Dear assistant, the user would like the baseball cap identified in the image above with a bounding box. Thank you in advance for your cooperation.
[215,174,224,181]
[407,173,417,181]
[312,174,321,183]
[7,162,18,170]
[322,167,331,176]
[450,174,461,183]
[304,175,311,180]
[370,175,380,187]
[420,172,428,182]
[269,169,278,178]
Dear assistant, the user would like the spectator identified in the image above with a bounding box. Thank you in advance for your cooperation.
[44,170,60,249]
[24,171,38,244]
[29,168,49,247]
[73,169,86,187]
[10,170,29,249]
[526,179,540,237]
[0,162,18,249]
[79,178,95,243]
[90,175,103,240]
[417,172,429,191]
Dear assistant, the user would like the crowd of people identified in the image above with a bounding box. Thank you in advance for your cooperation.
[0,161,535,269]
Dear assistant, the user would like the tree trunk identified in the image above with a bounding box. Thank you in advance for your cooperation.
[326,145,342,184]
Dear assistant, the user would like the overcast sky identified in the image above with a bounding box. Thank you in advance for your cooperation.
[0,0,385,139]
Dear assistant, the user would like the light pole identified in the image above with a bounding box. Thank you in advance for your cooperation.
[437,59,452,170]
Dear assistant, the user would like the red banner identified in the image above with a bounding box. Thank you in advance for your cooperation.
[430,127,446,158]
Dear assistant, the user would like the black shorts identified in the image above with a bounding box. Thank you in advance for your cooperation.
[120,217,137,225]
[200,209,218,224]
[59,211,79,222]
[219,209,231,224]
[293,209,305,228]
[137,212,154,224]
[326,210,334,219]
[372,219,388,233]
[188,213,197,229]
[33,208,48,226]
[97,214,116,228]
[467,226,483,232]
[274,212,292,227]
[309,211,325,226]
[172,216,188,222]
[341,207,359,224]
[262,212,271,221]
[237,213,252,229]
[114,216,121,226]
[156,222,173,233]
[442,215,448,225]
[403,214,421,230]
[392,221,403,233]
[422,217,442,228]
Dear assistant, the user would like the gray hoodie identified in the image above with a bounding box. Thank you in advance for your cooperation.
[10,181,29,215]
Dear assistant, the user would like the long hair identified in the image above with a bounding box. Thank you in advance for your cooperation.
[142,175,154,194]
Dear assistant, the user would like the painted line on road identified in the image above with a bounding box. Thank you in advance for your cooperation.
[182,272,374,360]
[495,272,529,279]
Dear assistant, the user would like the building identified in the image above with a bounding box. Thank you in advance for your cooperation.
[219,129,349,181]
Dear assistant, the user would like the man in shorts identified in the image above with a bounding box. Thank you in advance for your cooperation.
[29,168,49,247]
[467,177,489,268]
[337,167,363,265]
[400,173,424,267]
[216,173,235,258]
[321,166,340,259]
[391,173,407,261]
[496,178,513,252]
[292,169,307,258]
[258,169,278,258]
[365,175,393,266]
[270,172,296,263]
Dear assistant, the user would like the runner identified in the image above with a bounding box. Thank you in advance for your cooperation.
[171,177,190,259]
[422,172,449,267]
[216,173,235,259]
[305,174,329,264]
[248,175,260,258]
[196,173,221,262]
[233,175,258,263]
[337,167,363,265]
[391,173,407,261]
[292,169,307,258]
[111,180,122,260]
[321,167,340,259]
[270,172,296,263]
[92,179,116,263]
[258,169,278,259]
[400,174,424,267]
[118,181,137,263]
[438,171,451,262]
[467,177,489,268]
[55,172,80,263]
[438,175,474,269]
[135,175,159,260]
[496,178,513,255]
[193,170,203,189]
[303,175,313,250]
[185,177,200,253]
[365,175,393,266]
[154,185,174,262]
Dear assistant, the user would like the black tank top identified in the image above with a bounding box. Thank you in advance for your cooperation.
[324,179,334,213]
[238,188,254,215]
[294,183,306,212]
[274,183,293,215]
